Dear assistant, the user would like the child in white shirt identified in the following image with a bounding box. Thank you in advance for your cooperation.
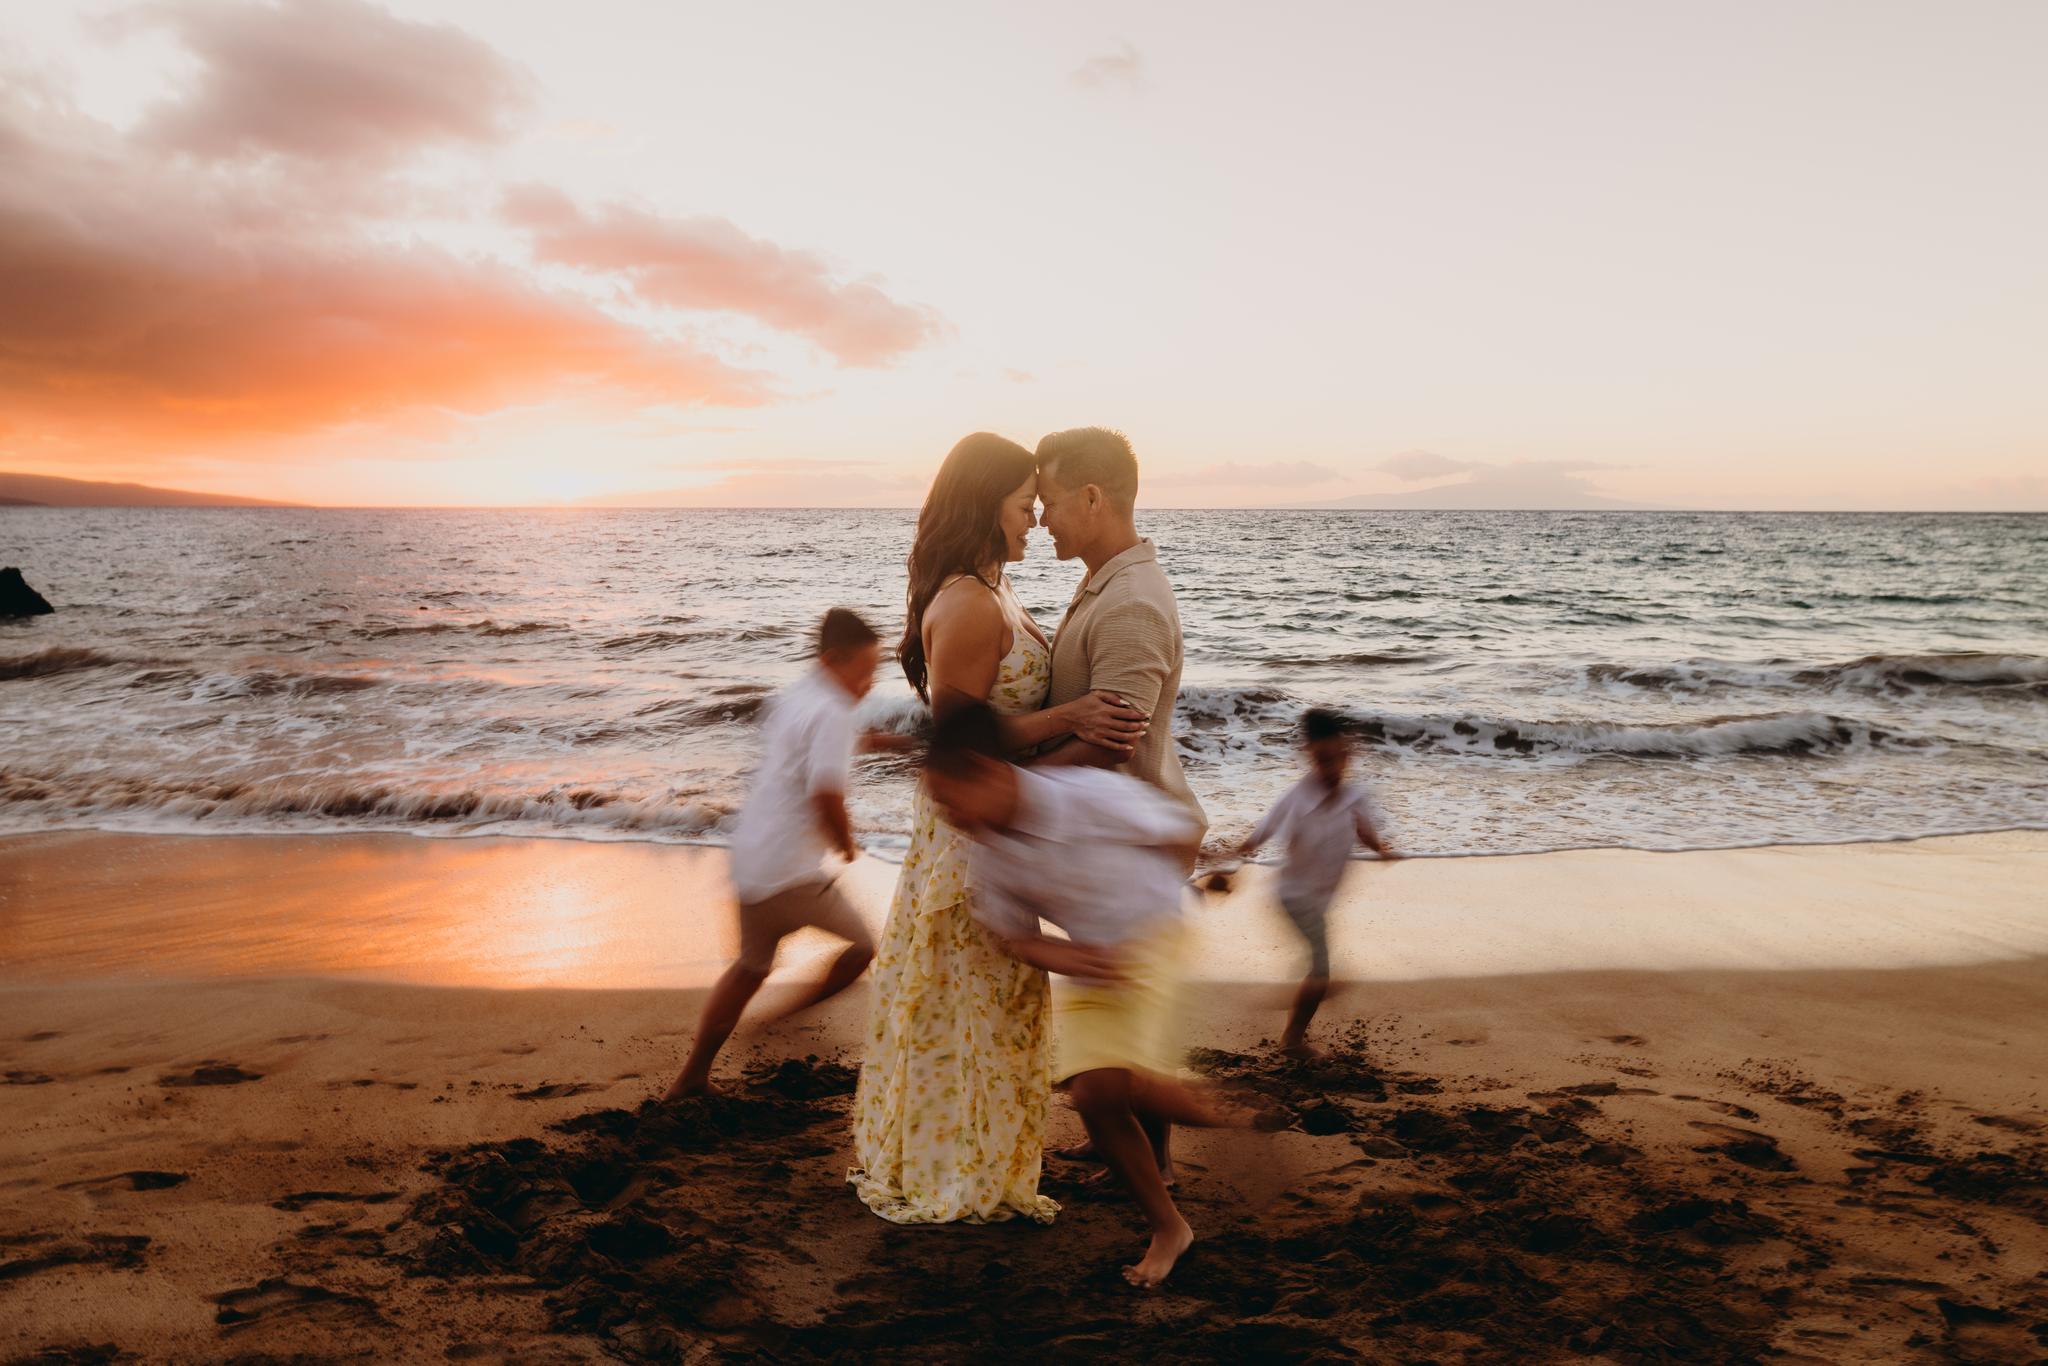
[926,700,1265,1290]
[664,609,885,1100]
[1234,708,1397,1058]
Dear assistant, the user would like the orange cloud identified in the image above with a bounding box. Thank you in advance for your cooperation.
[0,90,767,465]
[505,186,945,367]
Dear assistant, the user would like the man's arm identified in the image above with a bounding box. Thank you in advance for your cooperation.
[1036,598,1175,769]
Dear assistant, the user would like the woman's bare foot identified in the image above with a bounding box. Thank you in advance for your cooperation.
[1123,1216,1194,1288]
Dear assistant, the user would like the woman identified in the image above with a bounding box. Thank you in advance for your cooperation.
[849,432,1146,1224]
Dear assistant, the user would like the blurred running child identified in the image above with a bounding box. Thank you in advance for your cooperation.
[664,608,885,1100]
[925,700,1266,1289]
[1233,707,1398,1059]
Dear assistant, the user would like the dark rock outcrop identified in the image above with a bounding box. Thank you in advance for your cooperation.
[1,568,54,617]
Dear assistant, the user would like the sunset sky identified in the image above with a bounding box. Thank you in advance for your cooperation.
[3,1,2043,509]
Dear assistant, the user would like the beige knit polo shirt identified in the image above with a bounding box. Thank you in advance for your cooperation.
[1046,538,1207,834]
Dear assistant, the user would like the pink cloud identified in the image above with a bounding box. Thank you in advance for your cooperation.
[0,84,767,465]
[1070,41,1145,94]
[133,0,534,166]
[505,186,945,367]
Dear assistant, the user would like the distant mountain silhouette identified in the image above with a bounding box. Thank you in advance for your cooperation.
[0,473,298,508]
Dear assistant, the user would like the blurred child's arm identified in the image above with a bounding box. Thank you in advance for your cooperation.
[1354,801,1396,860]
[1235,801,1284,859]
[1000,932,1126,982]
[811,791,859,863]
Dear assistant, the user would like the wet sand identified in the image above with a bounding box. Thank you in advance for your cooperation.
[2,832,2046,1361]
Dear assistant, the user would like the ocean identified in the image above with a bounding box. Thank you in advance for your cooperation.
[4,508,2045,858]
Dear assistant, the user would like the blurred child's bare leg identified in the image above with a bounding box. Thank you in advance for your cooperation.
[665,960,770,1100]
[1279,897,1334,1058]
[1069,1068,1193,1289]
[1139,1114,1175,1184]
[753,882,873,1025]
[1130,1072,1276,1130]
[761,938,874,1024]
[1281,974,1330,1058]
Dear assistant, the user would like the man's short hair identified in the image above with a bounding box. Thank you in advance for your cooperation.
[818,607,880,656]
[1301,707,1349,744]
[1036,427,1139,512]
[925,699,1006,777]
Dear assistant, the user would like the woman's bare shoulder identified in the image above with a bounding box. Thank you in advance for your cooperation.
[923,575,1007,656]
[926,574,1002,623]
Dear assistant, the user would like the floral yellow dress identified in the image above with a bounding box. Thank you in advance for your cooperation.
[848,600,1060,1224]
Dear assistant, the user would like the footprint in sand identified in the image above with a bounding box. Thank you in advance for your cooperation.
[1688,1120,1797,1171]
[59,1171,189,1193]
[271,1190,400,1212]
[1532,1081,1660,1099]
[22,1031,62,1042]
[1603,1034,1649,1047]
[158,1062,263,1088]
[9,1344,122,1365]
[3,1070,55,1085]
[0,1234,151,1283]
[512,1082,602,1101]
[330,1078,420,1091]
[1699,1099,1762,1121]
[210,1279,383,1329]
[1971,1114,2040,1134]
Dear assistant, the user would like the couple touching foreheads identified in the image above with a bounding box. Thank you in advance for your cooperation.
[846,426,1208,1226]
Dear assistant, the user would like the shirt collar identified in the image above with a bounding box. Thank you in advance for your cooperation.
[1078,538,1158,598]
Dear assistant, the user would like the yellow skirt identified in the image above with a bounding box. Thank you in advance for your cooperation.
[1053,919,1189,1083]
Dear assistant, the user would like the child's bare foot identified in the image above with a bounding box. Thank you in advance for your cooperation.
[1124,1216,1194,1288]
[1052,1139,1101,1162]
[1279,1039,1325,1061]
[660,1076,713,1103]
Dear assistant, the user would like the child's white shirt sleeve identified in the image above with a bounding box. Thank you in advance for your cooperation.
[803,705,856,797]
[1246,784,1296,850]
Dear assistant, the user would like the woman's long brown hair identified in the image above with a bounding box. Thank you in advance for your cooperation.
[900,432,1037,702]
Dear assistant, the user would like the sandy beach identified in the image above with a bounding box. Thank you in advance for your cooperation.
[3,831,2046,1362]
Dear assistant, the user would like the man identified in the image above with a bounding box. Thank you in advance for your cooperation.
[1033,426,1207,1179]
[1033,427,1207,838]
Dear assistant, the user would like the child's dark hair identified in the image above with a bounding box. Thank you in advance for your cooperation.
[925,699,1006,777]
[1300,707,1349,744]
[818,607,880,656]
